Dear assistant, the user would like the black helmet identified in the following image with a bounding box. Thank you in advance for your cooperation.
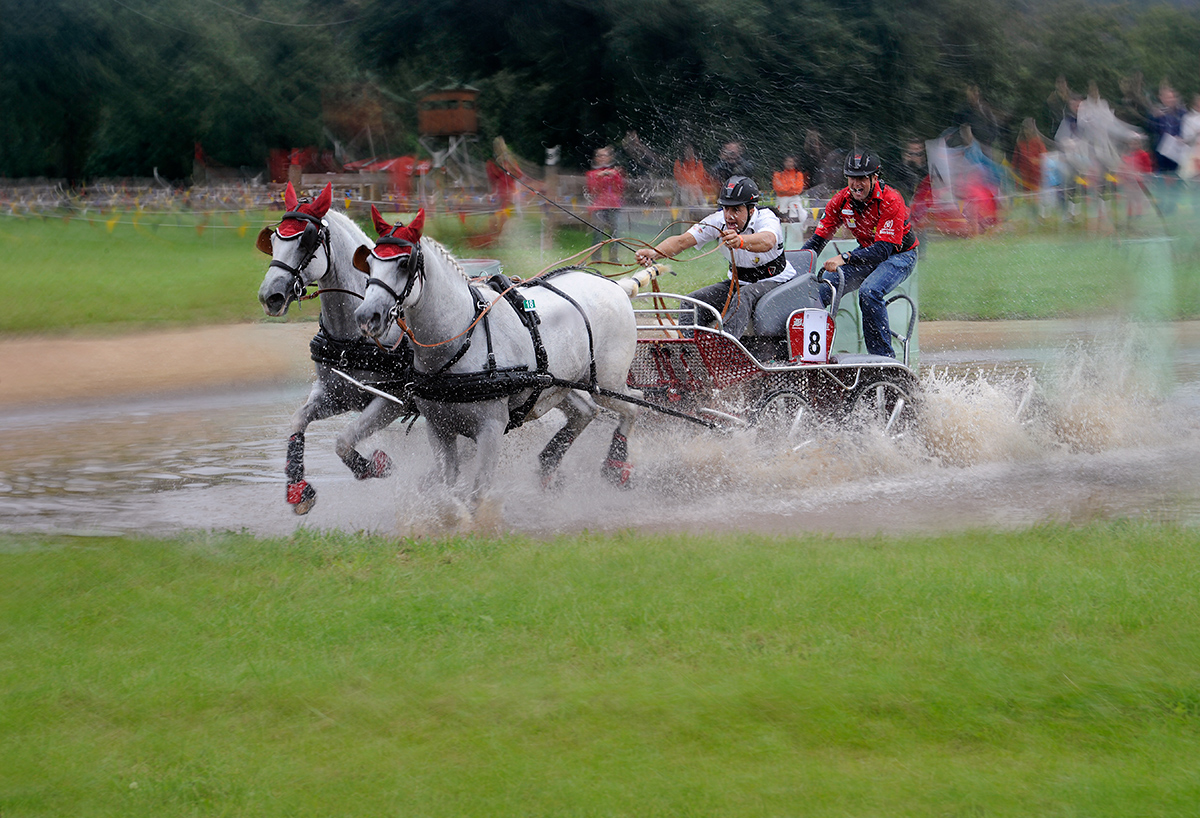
[843,151,881,177]
[717,175,760,207]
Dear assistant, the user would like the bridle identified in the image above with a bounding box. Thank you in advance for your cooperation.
[363,234,426,328]
[257,210,332,302]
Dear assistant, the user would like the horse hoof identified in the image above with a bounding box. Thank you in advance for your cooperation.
[287,480,317,514]
[602,460,634,489]
[354,450,393,480]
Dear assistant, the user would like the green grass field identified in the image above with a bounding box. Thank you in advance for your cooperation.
[2,523,1198,816]
[3,210,1198,815]
[3,209,1198,334]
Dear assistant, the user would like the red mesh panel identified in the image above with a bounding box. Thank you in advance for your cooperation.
[695,333,762,389]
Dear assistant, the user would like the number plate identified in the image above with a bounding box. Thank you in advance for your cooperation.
[787,308,835,363]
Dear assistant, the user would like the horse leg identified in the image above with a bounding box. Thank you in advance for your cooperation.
[538,391,597,489]
[335,397,407,480]
[285,432,316,513]
[285,382,347,515]
[427,421,461,489]
[596,387,642,489]
[423,419,473,529]
[470,413,508,504]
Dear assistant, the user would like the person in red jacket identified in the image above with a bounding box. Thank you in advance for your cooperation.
[585,145,625,263]
[798,150,918,358]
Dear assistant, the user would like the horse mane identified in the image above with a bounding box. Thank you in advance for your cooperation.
[421,236,470,282]
[323,210,372,259]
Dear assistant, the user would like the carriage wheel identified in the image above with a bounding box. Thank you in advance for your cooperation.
[752,390,816,448]
[847,377,918,437]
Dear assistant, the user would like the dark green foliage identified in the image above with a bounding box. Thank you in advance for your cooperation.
[3,0,1200,180]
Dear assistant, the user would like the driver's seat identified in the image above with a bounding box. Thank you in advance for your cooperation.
[751,249,826,337]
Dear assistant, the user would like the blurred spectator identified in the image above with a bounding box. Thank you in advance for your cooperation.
[1118,134,1153,226]
[798,129,828,191]
[772,155,806,219]
[1054,94,1082,143]
[1077,80,1140,181]
[1124,134,1154,174]
[891,139,928,201]
[621,130,664,205]
[1148,82,1186,174]
[962,166,999,234]
[585,145,625,263]
[893,140,930,254]
[1054,94,1087,219]
[1115,72,1152,134]
[621,130,662,177]
[1178,93,1200,180]
[673,143,712,217]
[958,123,1004,188]
[1013,118,1048,193]
[772,155,808,246]
[712,141,754,190]
[818,147,848,198]
[955,84,1001,158]
[488,136,543,211]
[1039,149,1069,220]
[1046,75,1075,135]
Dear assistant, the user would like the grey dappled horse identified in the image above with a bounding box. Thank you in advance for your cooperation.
[256,183,411,514]
[352,207,641,518]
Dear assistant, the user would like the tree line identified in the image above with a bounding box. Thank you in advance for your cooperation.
[2,0,1199,184]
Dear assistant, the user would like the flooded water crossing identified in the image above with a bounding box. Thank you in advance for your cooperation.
[1,320,1198,539]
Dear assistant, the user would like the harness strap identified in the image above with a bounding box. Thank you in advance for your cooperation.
[408,268,620,433]
[534,279,597,389]
[309,326,414,381]
[429,287,487,376]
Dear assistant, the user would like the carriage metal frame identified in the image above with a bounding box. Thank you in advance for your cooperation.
[626,274,920,439]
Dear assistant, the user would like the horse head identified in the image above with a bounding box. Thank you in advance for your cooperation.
[256,182,334,316]
[353,206,426,338]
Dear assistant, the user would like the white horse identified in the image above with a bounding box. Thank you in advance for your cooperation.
[352,207,641,512]
[256,183,412,515]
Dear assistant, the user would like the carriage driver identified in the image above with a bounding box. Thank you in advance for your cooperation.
[635,175,796,339]
[798,150,918,358]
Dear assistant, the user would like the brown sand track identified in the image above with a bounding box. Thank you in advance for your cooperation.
[2,320,1196,409]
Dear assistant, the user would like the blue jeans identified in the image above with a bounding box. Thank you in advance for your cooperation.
[826,248,917,357]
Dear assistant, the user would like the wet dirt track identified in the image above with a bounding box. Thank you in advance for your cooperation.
[1,320,1198,539]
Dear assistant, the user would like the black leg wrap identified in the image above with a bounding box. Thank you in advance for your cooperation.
[606,431,628,463]
[342,447,374,479]
[539,426,579,475]
[286,432,305,483]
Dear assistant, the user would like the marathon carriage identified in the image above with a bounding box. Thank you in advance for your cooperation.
[626,244,921,443]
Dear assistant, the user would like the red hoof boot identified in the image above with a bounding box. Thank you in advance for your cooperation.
[287,480,317,515]
[369,450,393,479]
[602,459,634,489]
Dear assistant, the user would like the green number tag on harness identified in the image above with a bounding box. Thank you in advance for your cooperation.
[523,299,536,311]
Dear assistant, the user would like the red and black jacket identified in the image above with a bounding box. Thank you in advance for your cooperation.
[801,180,918,267]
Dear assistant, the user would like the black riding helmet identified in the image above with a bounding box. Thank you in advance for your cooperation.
[717,175,761,207]
[843,151,882,177]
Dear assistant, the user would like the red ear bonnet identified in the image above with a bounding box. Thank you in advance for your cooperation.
[277,183,333,238]
[371,208,426,259]
[370,205,392,237]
